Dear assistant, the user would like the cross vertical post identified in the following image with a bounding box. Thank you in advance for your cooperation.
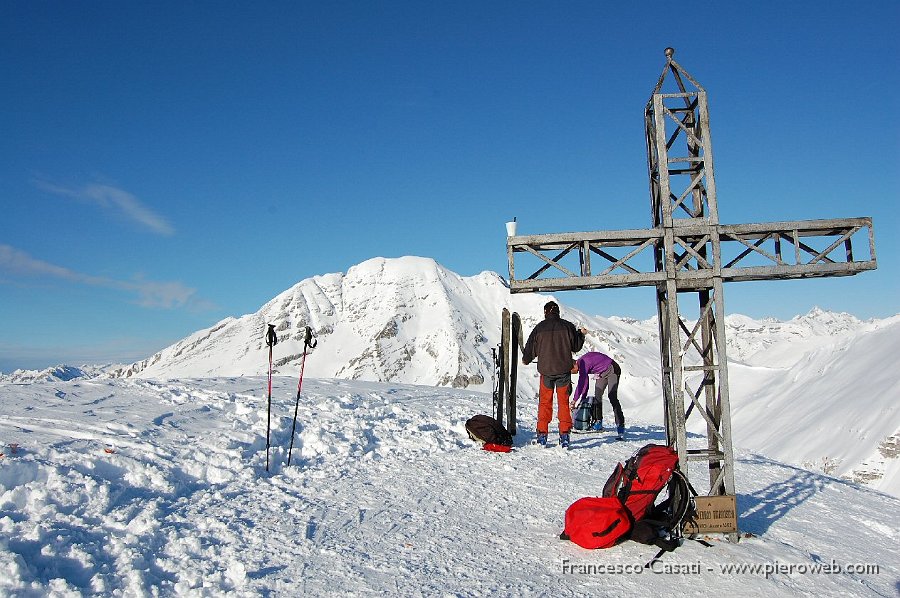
[647,48,735,497]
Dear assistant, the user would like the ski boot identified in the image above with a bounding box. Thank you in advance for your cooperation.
[559,433,571,449]
[592,421,604,433]
[616,426,626,441]
[535,433,548,446]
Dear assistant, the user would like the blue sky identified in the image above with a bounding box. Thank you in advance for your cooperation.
[1,1,898,372]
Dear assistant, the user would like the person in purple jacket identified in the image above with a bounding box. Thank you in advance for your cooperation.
[571,351,625,439]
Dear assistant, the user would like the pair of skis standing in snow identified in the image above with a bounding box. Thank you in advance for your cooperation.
[520,301,626,449]
[264,323,317,471]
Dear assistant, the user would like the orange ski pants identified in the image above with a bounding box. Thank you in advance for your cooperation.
[537,375,572,434]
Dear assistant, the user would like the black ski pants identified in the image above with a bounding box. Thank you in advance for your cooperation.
[591,361,624,429]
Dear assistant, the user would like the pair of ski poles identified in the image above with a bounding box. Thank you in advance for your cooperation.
[265,324,317,471]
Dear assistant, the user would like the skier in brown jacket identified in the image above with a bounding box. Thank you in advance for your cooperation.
[522,301,586,448]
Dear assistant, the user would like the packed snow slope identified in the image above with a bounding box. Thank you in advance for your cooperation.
[59,256,896,498]
[0,377,897,596]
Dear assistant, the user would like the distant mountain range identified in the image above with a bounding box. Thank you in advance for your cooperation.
[3,256,898,497]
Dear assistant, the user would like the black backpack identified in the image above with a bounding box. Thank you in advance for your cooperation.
[629,468,697,552]
[465,415,513,447]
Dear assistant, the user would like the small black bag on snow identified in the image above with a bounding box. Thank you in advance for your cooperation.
[465,415,513,447]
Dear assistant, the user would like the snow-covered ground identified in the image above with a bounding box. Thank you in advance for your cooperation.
[1,377,897,596]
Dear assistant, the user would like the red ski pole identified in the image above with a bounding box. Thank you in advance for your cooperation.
[265,324,277,471]
[287,326,316,465]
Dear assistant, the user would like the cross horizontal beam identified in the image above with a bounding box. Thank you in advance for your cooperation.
[507,217,876,293]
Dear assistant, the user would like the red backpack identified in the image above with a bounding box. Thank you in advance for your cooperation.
[602,444,678,520]
[560,444,697,553]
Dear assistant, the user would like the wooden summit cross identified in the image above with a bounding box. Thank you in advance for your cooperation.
[506,48,877,514]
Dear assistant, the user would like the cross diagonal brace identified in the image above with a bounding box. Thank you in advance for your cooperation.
[684,379,726,445]
[675,234,713,271]
[671,170,707,216]
[679,303,716,359]
[664,105,703,148]
[521,244,579,279]
[806,227,859,265]
[592,238,656,275]
[665,98,700,150]
[724,233,783,268]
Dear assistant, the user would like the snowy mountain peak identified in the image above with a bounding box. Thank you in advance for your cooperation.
[0,364,96,384]
[791,306,860,329]
[103,256,530,385]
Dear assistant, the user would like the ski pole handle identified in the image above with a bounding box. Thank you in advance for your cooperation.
[266,324,278,347]
[304,326,317,349]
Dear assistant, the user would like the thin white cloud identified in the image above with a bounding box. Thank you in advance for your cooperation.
[124,274,198,309]
[0,244,210,311]
[34,179,175,236]
[0,243,83,281]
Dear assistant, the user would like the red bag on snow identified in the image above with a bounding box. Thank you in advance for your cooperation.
[482,443,512,453]
[559,496,633,549]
